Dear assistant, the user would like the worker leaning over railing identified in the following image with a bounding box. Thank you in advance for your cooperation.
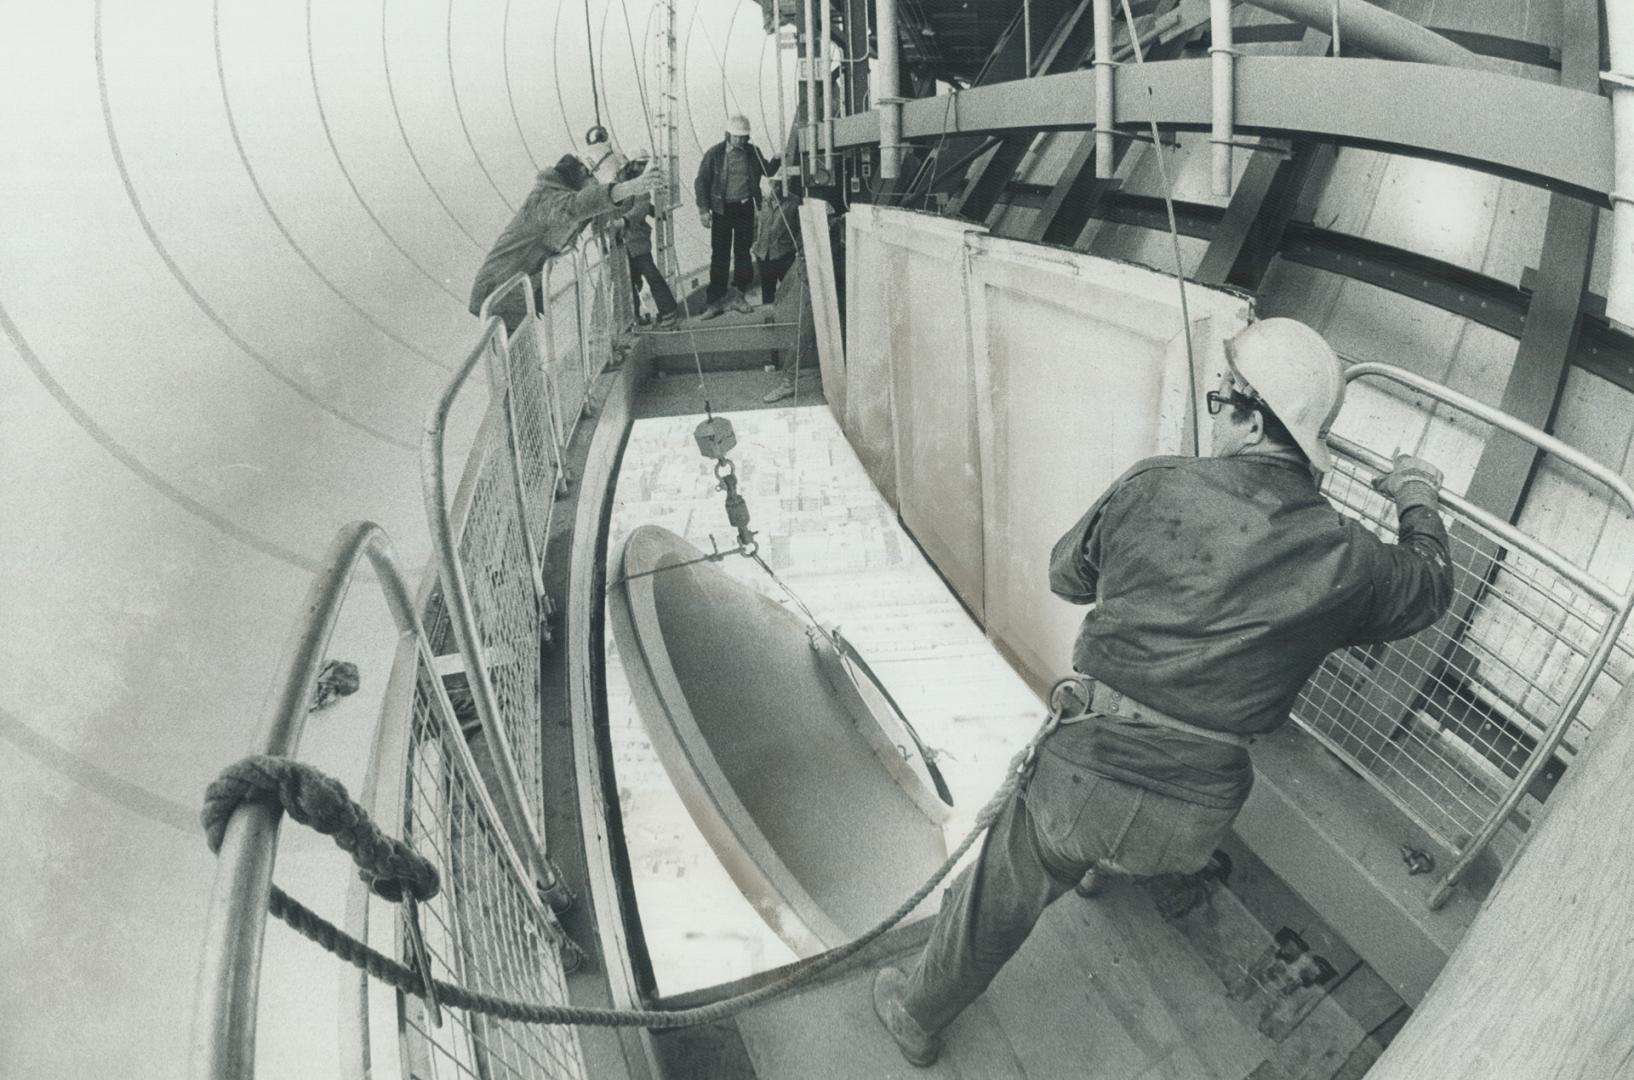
[469,151,666,332]
[873,317,1456,1068]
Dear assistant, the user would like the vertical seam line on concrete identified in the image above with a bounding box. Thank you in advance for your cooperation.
[91,0,419,453]
[380,0,487,250]
[0,302,327,573]
[211,0,449,368]
[446,0,519,212]
[305,0,467,305]
[502,0,545,171]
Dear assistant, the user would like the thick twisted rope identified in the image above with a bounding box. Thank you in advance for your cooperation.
[202,755,439,904]
[207,690,1075,1029]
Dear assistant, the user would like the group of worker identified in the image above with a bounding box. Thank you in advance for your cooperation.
[467,114,798,342]
[466,110,1457,1074]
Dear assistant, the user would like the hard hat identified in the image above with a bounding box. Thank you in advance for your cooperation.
[1223,318,1345,473]
[726,114,752,137]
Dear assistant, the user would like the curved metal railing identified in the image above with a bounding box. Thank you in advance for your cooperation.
[195,228,634,1080]
[1298,362,1634,908]
[191,522,426,1079]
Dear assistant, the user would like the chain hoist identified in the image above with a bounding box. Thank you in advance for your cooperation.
[693,406,759,557]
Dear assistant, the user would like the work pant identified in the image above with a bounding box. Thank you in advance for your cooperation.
[707,200,756,302]
[628,251,677,317]
[757,253,796,305]
[901,721,1241,1035]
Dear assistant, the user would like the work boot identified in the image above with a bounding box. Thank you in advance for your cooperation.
[872,967,941,1067]
[762,380,795,404]
[699,300,725,320]
[654,309,680,329]
[729,292,755,314]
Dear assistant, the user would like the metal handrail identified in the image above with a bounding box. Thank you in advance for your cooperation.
[1336,363,1634,908]
[422,318,556,891]
[191,522,423,1080]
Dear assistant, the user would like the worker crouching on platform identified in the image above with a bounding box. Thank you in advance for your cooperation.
[470,152,666,333]
[873,318,1455,1067]
[695,114,780,318]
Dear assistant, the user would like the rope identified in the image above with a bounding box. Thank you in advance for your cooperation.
[582,0,604,137]
[1116,0,1203,455]
[202,755,439,903]
[207,700,1067,1029]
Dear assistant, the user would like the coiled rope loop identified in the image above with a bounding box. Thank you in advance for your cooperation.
[202,754,439,904]
[202,684,1081,1028]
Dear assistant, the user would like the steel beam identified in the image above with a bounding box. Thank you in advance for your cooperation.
[946,0,1099,223]
[835,58,1614,202]
[1359,0,1606,812]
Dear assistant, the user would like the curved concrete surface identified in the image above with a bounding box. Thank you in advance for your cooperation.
[0,3,787,1076]
[609,525,950,955]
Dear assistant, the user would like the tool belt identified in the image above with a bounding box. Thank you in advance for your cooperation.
[1059,678,1251,749]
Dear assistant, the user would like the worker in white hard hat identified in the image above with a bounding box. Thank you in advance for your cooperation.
[694,114,781,318]
[874,317,1453,1068]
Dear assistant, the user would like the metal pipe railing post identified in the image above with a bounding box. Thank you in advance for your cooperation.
[424,331,557,893]
[802,0,820,180]
[191,524,419,1080]
[1209,0,1235,196]
[875,0,903,180]
[819,0,835,174]
[1604,7,1634,331]
[1092,0,1115,177]
[487,326,549,608]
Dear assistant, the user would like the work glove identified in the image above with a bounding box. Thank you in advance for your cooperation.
[1372,454,1443,515]
[610,162,665,204]
[699,209,713,229]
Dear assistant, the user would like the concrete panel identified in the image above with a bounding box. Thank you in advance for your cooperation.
[965,238,1248,691]
[847,205,989,616]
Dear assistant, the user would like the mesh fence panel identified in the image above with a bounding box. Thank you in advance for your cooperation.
[1293,455,1618,851]
[401,658,587,1080]
[502,319,563,549]
[454,411,546,840]
[546,280,586,435]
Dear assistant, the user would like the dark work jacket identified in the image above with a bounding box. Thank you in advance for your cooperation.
[1048,453,1453,807]
[469,170,618,316]
[693,141,781,215]
[621,194,655,256]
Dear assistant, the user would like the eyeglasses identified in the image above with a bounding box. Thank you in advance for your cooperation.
[1206,389,1260,416]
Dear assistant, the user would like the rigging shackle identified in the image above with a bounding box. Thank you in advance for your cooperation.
[694,412,757,551]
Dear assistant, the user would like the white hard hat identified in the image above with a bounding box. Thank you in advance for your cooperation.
[726,114,752,137]
[1224,318,1345,473]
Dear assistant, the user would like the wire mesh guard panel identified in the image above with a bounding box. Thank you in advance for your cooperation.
[1294,456,1618,853]
[503,321,563,549]
[456,417,547,839]
[582,248,613,380]
[548,282,587,436]
[400,661,587,1080]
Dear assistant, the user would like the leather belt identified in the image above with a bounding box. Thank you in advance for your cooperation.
[1059,680,1251,748]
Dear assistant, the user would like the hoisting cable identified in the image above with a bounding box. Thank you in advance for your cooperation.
[1114,0,1203,455]
[202,677,1092,1030]
[582,0,609,145]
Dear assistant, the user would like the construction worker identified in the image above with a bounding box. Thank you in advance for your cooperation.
[872,318,1454,1067]
[754,180,807,403]
[694,114,781,318]
[613,150,680,329]
[471,152,666,333]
